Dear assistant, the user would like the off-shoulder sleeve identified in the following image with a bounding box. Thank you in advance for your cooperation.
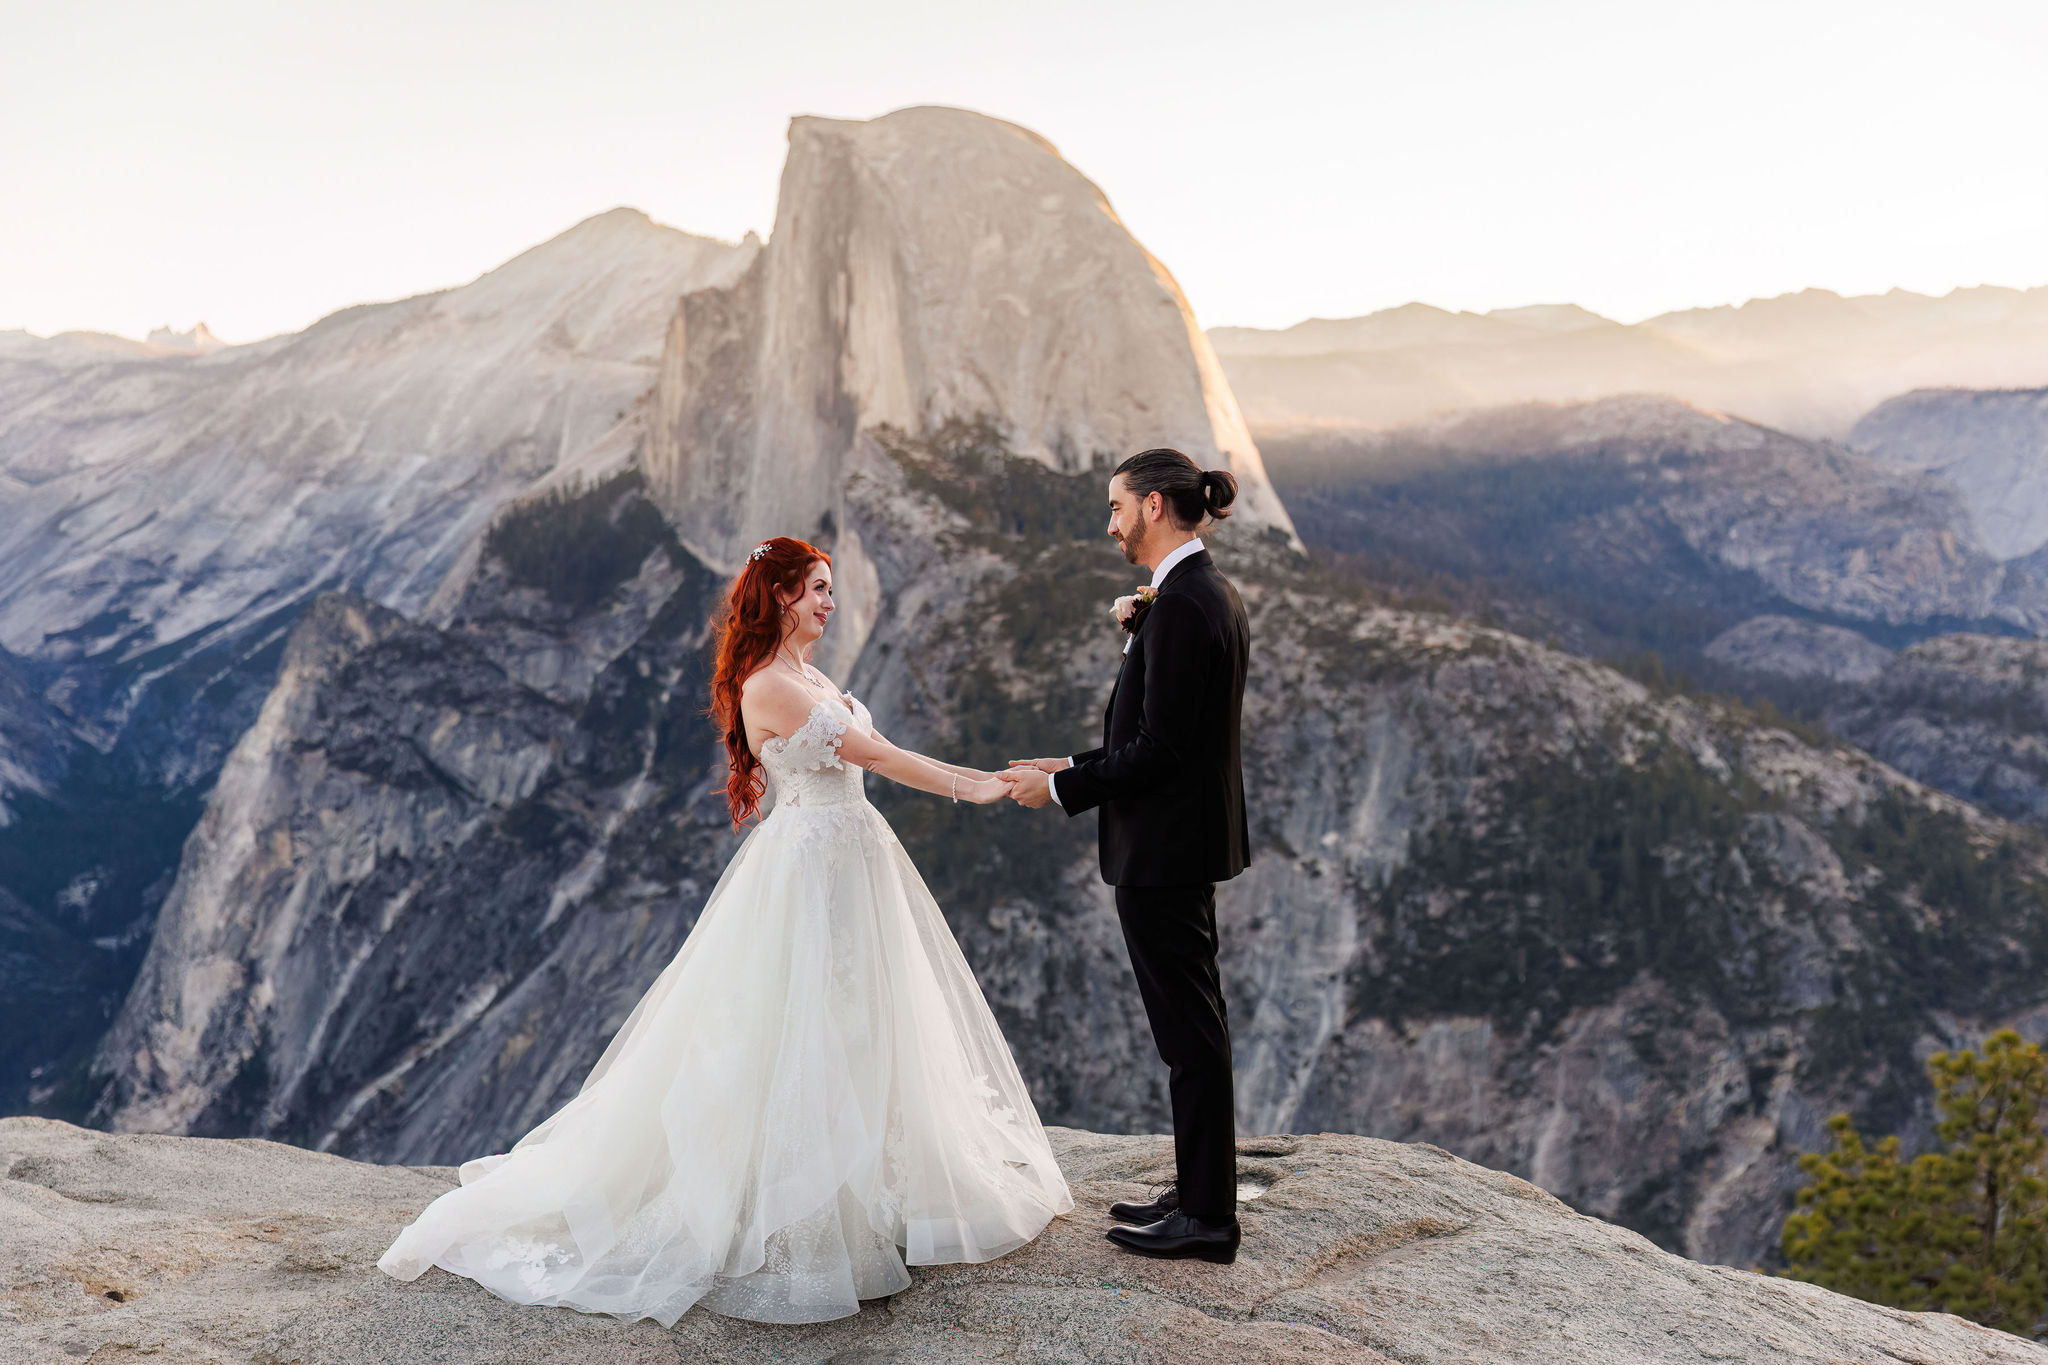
[783,698,850,771]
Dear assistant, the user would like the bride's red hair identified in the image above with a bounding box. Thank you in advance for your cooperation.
[708,536,831,827]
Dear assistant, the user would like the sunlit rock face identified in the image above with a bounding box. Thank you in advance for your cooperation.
[644,105,1296,594]
[1851,386,2048,562]
[0,207,754,768]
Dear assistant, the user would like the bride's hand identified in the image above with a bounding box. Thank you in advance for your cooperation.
[962,774,1014,805]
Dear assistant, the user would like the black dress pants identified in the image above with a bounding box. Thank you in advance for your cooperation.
[1115,882,1236,1223]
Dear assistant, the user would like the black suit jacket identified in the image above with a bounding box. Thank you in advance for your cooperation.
[1056,549,1251,887]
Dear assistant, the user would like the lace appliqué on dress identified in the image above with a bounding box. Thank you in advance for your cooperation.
[758,697,872,876]
[484,1236,572,1295]
[763,700,850,776]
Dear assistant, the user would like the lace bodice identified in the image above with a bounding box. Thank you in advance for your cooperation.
[759,693,870,810]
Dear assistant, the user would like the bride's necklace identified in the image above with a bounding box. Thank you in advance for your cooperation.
[775,647,828,691]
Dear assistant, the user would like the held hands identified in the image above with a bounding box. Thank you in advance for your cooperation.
[944,758,1068,808]
[959,773,1016,805]
[1004,757,1072,810]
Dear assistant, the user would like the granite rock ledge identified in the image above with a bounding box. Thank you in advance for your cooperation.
[1,1116,2038,1365]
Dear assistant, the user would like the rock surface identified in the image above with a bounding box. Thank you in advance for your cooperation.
[6,1116,2041,1365]
[89,472,739,1159]
[1704,614,1896,684]
[1825,632,2048,827]
[1852,386,2048,560]
[643,106,1294,597]
[0,209,755,1114]
[0,206,752,735]
[1260,395,2047,675]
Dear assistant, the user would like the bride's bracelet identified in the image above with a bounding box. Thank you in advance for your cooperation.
[950,773,958,804]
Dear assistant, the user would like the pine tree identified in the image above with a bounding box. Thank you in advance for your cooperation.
[1782,1030,2048,1336]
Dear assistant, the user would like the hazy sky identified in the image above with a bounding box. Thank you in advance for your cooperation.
[7,0,2047,342]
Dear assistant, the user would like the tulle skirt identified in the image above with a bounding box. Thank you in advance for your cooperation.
[378,799,1073,1325]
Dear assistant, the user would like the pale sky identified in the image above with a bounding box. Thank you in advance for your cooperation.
[6,0,2047,343]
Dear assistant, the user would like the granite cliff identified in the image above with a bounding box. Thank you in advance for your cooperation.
[642,105,1294,670]
[1852,385,2048,561]
[0,209,755,1116]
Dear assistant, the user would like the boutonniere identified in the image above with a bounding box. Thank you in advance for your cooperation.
[1112,585,1159,636]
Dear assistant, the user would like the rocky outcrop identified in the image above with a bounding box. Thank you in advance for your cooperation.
[1824,632,2048,827]
[1852,386,2048,560]
[0,645,70,821]
[1704,615,1896,683]
[643,106,1294,599]
[7,1116,2041,1365]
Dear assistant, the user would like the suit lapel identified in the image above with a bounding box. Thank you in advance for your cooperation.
[1104,548,1207,730]
[1106,550,1205,713]
[1106,627,1137,729]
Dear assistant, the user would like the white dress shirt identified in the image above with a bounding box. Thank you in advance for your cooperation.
[1048,536,1203,809]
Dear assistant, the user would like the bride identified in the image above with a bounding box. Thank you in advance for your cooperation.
[379,535,1074,1324]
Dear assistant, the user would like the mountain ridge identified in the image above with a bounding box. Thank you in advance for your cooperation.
[1210,284,2048,437]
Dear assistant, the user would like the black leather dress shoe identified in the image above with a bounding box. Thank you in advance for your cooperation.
[1109,1183,1179,1223]
[1105,1210,1240,1264]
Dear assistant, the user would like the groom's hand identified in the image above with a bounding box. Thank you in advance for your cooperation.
[1005,766,1054,809]
[1007,757,1072,773]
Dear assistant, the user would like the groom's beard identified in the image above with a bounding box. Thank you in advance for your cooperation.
[1118,515,1147,566]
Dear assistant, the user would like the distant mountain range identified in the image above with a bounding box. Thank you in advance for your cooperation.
[1210,286,2048,437]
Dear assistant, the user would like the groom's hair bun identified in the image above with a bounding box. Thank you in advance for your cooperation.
[1114,447,1238,528]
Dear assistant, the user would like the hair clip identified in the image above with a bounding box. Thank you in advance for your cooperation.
[749,542,772,563]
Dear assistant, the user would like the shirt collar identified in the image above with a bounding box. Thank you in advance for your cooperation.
[1150,536,1204,589]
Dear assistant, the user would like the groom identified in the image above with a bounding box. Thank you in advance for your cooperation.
[1007,446,1251,1265]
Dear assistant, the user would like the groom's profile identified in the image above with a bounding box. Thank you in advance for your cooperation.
[1008,446,1251,1264]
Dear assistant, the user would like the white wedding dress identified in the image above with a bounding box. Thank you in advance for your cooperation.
[379,692,1073,1325]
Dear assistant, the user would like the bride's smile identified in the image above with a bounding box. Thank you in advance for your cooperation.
[781,562,835,649]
